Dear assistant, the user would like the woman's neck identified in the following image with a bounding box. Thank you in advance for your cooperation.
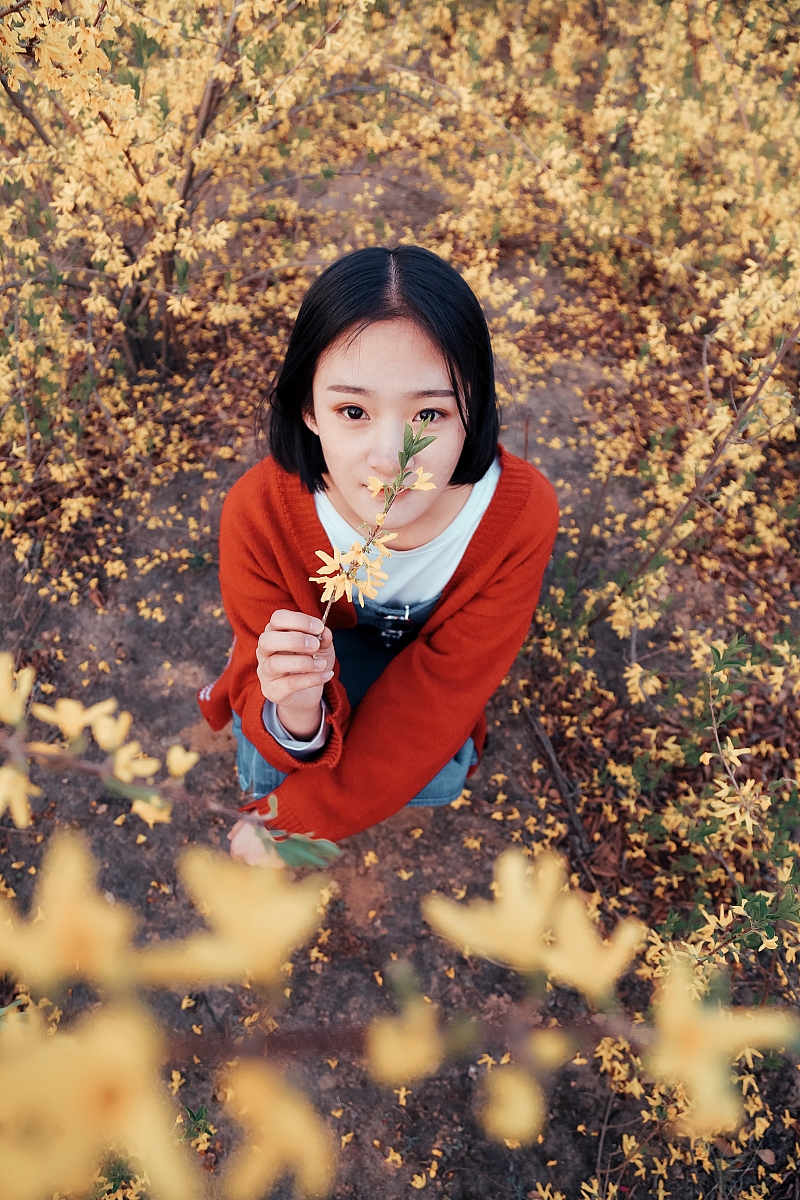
[321,476,474,551]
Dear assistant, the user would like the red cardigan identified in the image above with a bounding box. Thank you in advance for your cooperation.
[197,444,558,843]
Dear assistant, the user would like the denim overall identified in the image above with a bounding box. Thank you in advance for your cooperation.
[232,591,478,808]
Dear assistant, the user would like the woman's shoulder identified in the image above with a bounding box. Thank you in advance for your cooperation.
[222,454,301,519]
[496,445,559,528]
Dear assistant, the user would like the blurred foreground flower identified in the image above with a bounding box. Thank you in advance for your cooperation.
[221,1060,335,1199]
[423,850,645,1005]
[113,740,161,783]
[166,744,200,778]
[646,960,800,1136]
[481,1066,545,1145]
[366,996,445,1085]
[92,710,133,752]
[135,847,328,987]
[0,653,35,728]
[31,696,117,742]
[0,832,136,991]
[0,763,39,827]
[0,1003,199,1200]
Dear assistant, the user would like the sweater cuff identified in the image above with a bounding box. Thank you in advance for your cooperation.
[262,698,330,760]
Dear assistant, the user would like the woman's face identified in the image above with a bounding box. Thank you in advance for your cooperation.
[304,319,468,532]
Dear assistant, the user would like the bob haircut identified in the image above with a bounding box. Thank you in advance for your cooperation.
[264,245,499,493]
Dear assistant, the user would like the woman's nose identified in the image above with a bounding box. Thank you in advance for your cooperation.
[367,429,409,478]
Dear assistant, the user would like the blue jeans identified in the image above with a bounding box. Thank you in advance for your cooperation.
[232,711,477,808]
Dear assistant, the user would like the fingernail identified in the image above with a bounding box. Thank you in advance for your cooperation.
[314,657,326,669]
[305,636,319,649]
[310,618,323,634]
[322,670,334,680]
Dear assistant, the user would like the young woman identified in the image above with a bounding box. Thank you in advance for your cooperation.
[197,246,559,865]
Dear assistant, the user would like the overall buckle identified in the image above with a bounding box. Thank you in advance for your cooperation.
[377,605,415,647]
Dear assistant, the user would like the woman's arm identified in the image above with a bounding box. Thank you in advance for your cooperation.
[216,480,352,776]
[250,504,558,842]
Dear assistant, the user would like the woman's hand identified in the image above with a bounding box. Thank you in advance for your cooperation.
[228,819,285,867]
[256,609,335,738]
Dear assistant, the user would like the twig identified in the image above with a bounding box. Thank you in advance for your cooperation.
[0,74,53,148]
[0,271,48,293]
[177,0,244,206]
[0,727,269,833]
[588,317,800,628]
[596,1090,616,1194]
[0,0,31,20]
[197,990,227,1033]
[520,704,592,858]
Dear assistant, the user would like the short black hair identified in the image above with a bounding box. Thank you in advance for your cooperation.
[263,245,500,493]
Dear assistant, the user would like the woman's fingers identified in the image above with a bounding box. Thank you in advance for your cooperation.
[228,821,286,868]
[256,611,335,705]
[263,671,333,704]
[263,652,330,675]
[269,609,325,636]
[258,629,324,655]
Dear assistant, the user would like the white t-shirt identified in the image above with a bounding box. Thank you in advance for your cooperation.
[264,455,502,756]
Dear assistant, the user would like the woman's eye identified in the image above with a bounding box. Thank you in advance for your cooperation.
[416,409,442,423]
[341,406,365,420]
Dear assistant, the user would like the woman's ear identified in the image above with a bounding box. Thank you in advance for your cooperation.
[302,405,319,436]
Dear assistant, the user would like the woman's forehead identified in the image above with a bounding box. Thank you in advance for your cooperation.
[318,318,447,373]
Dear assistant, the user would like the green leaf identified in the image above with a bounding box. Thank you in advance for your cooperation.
[274,833,342,868]
[411,434,436,455]
[403,423,415,457]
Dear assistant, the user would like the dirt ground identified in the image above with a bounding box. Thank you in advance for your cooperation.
[0,373,650,1200]
[2,176,798,1200]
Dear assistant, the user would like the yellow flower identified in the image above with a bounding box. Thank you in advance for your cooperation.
[310,547,342,576]
[25,742,64,759]
[91,710,133,752]
[647,960,799,1136]
[367,476,388,498]
[0,831,137,990]
[721,737,750,766]
[220,1060,335,1200]
[480,1067,544,1145]
[31,697,117,742]
[423,850,565,973]
[0,764,39,828]
[423,850,644,1004]
[375,511,386,525]
[367,998,444,1085]
[544,892,646,1006]
[0,1002,200,1200]
[410,466,435,491]
[526,1029,574,1071]
[134,847,329,987]
[0,652,35,727]
[113,742,161,783]
[131,797,173,828]
[166,744,200,778]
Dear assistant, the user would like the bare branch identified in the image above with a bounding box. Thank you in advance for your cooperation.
[0,0,31,19]
[0,74,53,147]
[520,704,593,860]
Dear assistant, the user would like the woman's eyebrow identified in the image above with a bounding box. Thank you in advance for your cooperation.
[325,384,456,398]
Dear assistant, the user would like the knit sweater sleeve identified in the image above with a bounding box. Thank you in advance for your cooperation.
[217,471,351,776]
[249,476,559,842]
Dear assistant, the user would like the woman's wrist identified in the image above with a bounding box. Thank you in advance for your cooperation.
[276,701,324,741]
